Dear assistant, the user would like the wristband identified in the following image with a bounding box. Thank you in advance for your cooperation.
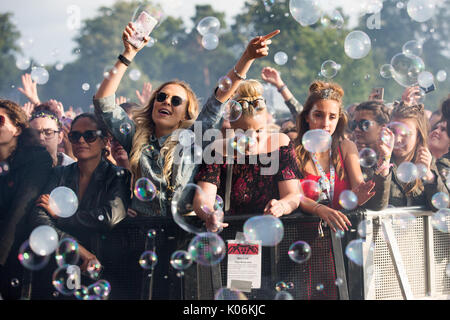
[118,54,131,67]
[233,67,246,80]
[278,84,287,92]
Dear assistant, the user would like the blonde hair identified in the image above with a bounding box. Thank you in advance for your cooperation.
[294,80,347,180]
[129,80,199,187]
[232,79,266,119]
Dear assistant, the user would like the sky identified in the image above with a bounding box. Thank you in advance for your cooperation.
[0,0,368,65]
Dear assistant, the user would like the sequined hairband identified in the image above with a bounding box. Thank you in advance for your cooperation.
[30,111,61,127]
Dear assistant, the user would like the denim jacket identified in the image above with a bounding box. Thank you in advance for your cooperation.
[94,91,225,216]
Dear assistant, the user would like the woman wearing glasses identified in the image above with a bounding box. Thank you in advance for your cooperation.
[29,113,130,297]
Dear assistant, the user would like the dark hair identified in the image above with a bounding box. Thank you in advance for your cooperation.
[30,105,61,128]
[355,100,391,126]
[120,102,140,115]
[70,113,110,159]
[440,98,450,136]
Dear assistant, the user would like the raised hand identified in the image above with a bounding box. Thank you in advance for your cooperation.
[65,106,76,119]
[18,73,40,105]
[244,30,280,60]
[45,99,65,119]
[22,102,35,119]
[35,194,58,219]
[115,96,128,105]
[261,66,283,88]
[401,86,422,105]
[122,22,150,56]
[415,146,434,181]
[352,181,376,206]
[135,82,153,106]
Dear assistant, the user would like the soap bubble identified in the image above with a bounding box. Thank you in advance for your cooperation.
[359,148,377,168]
[103,66,118,79]
[402,40,423,57]
[134,177,157,202]
[52,265,81,296]
[222,100,242,122]
[139,250,158,269]
[274,51,288,65]
[320,60,341,79]
[339,190,358,210]
[218,76,232,92]
[214,195,224,211]
[335,277,344,286]
[243,215,284,246]
[275,281,288,291]
[397,162,418,183]
[74,285,89,300]
[196,16,220,36]
[10,278,19,287]
[417,71,434,89]
[431,192,449,210]
[16,56,31,70]
[29,225,59,256]
[407,0,436,22]
[390,53,425,87]
[188,232,226,266]
[288,241,311,264]
[436,70,447,82]
[146,37,156,48]
[384,121,412,150]
[344,31,371,60]
[316,283,324,291]
[89,280,111,300]
[236,134,257,155]
[129,69,141,81]
[431,209,450,233]
[302,129,332,153]
[18,240,50,271]
[170,250,193,270]
[178,129,195,147]
[55,238,79,267]
[393,212,417,229]
[397,2,405,9]
[0,161,9,176]
[87,259,103,280]
[300,180,321,202]
[345,239,363,266]
[289,0,321,27]
[49,186,79,218]
[31,67,49,85]
[275,291,294,300]
[416,163,428,179]
[358,220,367,238]
[215,288,247,300]
[81,83,90,91]
[380,64,394,79]
[320,9,344,29]
[202,33,219,50]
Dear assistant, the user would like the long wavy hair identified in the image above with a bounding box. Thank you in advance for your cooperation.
[129,80,199,187]
[391,101,429,196]
[294,81,347,180]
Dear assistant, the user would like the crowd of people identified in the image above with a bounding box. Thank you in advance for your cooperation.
[1,22,449,300]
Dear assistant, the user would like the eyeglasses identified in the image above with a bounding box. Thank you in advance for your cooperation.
[156,92,184,107]
[237,98,266,110]
[34,128,60,139]
[349,119,374,132]
[68,130,102,144]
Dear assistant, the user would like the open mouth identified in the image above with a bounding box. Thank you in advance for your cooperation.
[158,108,172,116]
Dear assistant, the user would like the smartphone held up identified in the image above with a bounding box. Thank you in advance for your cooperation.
[127,7,160,49]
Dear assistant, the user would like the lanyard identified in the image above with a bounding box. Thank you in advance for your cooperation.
[311,150,335,204]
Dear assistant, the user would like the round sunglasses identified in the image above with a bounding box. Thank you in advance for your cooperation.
[156,92,184,107]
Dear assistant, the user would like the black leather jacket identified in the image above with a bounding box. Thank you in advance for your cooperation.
[29,159,131,254]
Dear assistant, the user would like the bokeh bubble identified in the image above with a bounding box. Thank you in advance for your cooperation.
[143,144,160,160]
[55,63,64,71]
[358,220,367,238]
[344,30,371,60]
[134,177,157,202]
[320,60,341,79]
[339,190,358,210]
[397,162,418,183]
[18,240,50,271]
[402,40,423,57]
[407,0,436,22]
[417,71,434,88]
[302,129,332,153]
[103,66,118,79]
[396,2,405,9]
[55,238,79,267]
[335,277,344,286]
[215,288,247,300]
[129,69,141,81]
[236,134,257,155]
[196,16,221,36]
[87,259,103,280]
[275,281,288,292]
[274,51,288,66]
[0,161,10,176]
[416,163,428,179]
[16,56,31,70]
[170,250,193,270]
[436,70,447,82]
[289,0,321,27]
[243,215,284,246]
[385,121,412,150]
[380,64,394,79]
[89,280,111,300]
[52,265,81,296]
[49,186,79,218]
[320,9,344,29]
[74,285,89,300]
[222,100,242,122]
[29,225,59,256]
[10,278,19,287]
[275,291,293,300]
[431,209,450,233]
[392,212,417,229]
[202,33,219,50]
[214,195,224,211]
[188,232,226,266]
[431,192,449,210]
[300,179,321,202]
[359,148,377,168]
[81,83,90,91]
[178,129,195,147]
[288,241,311,264]
[30,67,49,85]
[390,53,425,87]
[345,239,363,266]
[139,250,158,269]
[316,283,324,291]
[218,76,232,92]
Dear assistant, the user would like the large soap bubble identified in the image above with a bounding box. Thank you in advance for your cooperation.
[320,9,344,29]
[417,71,434,89]
[243,215,284,246]
[320,60,341,79]
[134,177,157,202]
[359,148,377,168]
[31,67,49,85]
[274,51,288,66]
[302,129,332,153]
[196,16,220,36]
[383,121,412,150]
[29,225,59,256]
[339,190,358,210]
[402,40,423,57]
[431,209,450,233]
[139,250,158,270]
[407,0,436,22]
[431,192,449,210]
[390,53,425,87]
[344,31,371,60]
[49,186,79,218]
[436,70,447,82]
[397,162,418,183]
[188,232,226,266]
[288,241,311,264]
[289,0,321,27]
[300,179,321,202]
[52,265,81,296]
[202,33,219,50]
[345,239,364,266]
[170,250,193,270]
[18,240,50,271]
[55,238,79,267]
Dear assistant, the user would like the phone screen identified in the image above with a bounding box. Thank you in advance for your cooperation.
[127,11,158,49]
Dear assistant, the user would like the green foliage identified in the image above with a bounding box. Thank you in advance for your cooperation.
[0,12,21,99]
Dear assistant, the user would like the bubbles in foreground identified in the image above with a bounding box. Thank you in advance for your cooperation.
[393,213,416,230]
[390,52,425,87]
[275,291,293,300]
[302,129,332,153]
[52,265,81,296]
[431,209,450,233]
[16,56,31,70]
[55,63,64,71]
[188,232,226,266]
[300,179,321,202]
[103,66,118,79]
[31,67,49,85]
[274,51,288,65]
[129,69,141,81]
[384,121,411,150]
[222,100,242,122]
[289,0,321,27]
[436,70,447,82]
[288,241,311,264]
[345,239,363,266]
[55,238,79,267]
[357,220,367,238]
[10,278,19,287]
[417,71,434,89]
[335,277,344,286]
[81,83,90,91]
[236,134,257,155]
[380,64,394,79]
[407,0,436,22]
[89,280,111,300]
[196,16,220,36]
[49,186,79,218]
[139,250,158,270]
[339,190,358,210]
[214,195,224,211]
[29,225,59,256]
[416,163,428,179]
[243,215,284,246]
[431,192,449,210]
[134,177,157,202]
[202,33,219,50]
[359,148,377,168]
[0,161,10,176]
[402,40,423,57]
[320,60,341,79]
[320,9,344,29]
[87,259,103,280]
[171,183,207,234]
[218,76,232,92]
[18,240,50,271]
[178,129,195,147]
[316,283,324,291]
[215,288,247,300]
[344,30,371,60]
[170,250,193,270]
[396,162,418,184]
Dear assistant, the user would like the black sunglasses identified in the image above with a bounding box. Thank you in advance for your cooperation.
[68,130,102,144]
[237,98,266,110]
[156,92,184,107]
[349,119,374,132]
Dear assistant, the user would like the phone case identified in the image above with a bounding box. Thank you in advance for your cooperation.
[127,11,158,49]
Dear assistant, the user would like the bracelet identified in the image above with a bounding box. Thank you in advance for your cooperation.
[233,66,246,80]
[313,203,323,215]
[278,84,287,92]
[118,54,131,67]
